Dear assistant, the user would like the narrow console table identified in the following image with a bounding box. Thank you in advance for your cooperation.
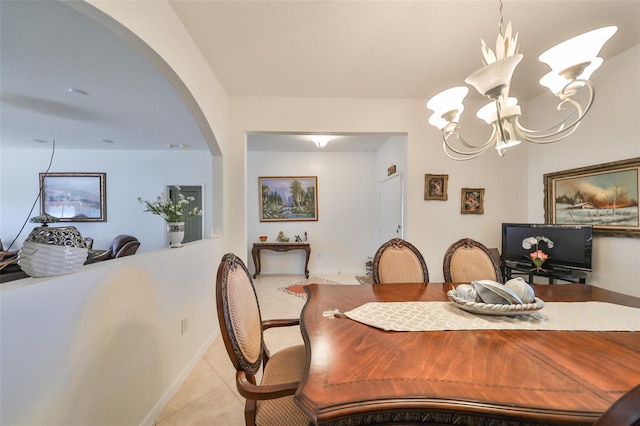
[252,242,310,278]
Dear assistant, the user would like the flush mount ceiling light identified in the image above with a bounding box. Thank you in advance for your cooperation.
[312,136,331,148]
[426,0,617,161]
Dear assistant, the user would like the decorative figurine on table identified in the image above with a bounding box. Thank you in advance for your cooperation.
[277,231,290,242]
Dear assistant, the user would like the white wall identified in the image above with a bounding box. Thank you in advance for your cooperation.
[247,149,377,275]
[527,45,640,297]
[0,149,214,252]
[0,239,224,425]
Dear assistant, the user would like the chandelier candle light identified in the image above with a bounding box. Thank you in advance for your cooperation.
[426,0,617,160]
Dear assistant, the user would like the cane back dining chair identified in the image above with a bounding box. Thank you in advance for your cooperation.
[443,238,503,283]
[215,253,309,426]
[372,238,429,284]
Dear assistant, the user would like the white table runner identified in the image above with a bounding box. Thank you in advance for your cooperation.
[343,301,640,332]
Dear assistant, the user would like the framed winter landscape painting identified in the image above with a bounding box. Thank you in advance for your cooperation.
[259,176,318,222]
[544,158,640,237]
[39,172,107,222]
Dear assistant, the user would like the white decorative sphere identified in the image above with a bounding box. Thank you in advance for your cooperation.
[505,277,536,303]
[454,284,479,302]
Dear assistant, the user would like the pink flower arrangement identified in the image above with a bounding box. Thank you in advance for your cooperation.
[522,236,554,270]
[529,249,549,268]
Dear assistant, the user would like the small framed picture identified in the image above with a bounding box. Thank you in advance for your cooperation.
[424,174,448,200]
[461,188,484,214]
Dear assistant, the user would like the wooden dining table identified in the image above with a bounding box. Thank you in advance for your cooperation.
[295,283,640,426]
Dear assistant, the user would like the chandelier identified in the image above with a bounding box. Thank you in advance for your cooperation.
[425,0,617,160]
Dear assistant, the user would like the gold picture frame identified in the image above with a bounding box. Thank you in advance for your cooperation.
[461,188,484,214]
[259,176,318,222]
[424,174,448,200]
[39,172,107,222]
[544,157,639,237]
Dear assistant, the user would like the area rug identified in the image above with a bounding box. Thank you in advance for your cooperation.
[280,277,339,299]
[356,275,373,285]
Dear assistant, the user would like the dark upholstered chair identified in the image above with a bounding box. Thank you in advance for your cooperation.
[443,238,503,283]
[83,237,94,250]
[372,238,429,284]
[86,234,140,264]
[216,253,309,426]
[594,383,640,426]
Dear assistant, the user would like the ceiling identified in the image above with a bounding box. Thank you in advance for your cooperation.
[1,1,638,152]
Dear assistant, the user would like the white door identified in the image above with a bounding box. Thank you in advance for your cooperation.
[378,174,403,247]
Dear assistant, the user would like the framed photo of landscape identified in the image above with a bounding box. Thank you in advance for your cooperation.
[39,172,107,222]
[461,188,484,214]
[544,158,640,237]
[259,176,318,222]
[424,174,448,200]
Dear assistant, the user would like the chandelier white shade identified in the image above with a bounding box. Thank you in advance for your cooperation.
[426,0,617,161]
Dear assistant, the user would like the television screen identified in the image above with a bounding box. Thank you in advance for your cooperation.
[501,223,593,271]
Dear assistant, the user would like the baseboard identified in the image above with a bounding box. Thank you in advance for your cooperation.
[310,269,368,275]
[139,331,219,426]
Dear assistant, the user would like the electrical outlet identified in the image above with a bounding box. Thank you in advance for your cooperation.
[181,316,189,335]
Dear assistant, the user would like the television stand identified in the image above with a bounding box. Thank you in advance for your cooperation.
[503,261,587,284]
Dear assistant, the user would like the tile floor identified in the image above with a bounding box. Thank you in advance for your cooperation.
[154,273,361,425]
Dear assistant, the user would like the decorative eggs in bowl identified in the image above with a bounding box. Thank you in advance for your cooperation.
[504,277,536,303]
[452,284,479,302]
[448,278,545,316]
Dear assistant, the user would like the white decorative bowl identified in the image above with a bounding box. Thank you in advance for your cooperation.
[447,289,545,316]
[18,242,88,277]
[18,226,88,277]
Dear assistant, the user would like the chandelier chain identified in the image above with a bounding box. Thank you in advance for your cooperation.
[497,0,504,36]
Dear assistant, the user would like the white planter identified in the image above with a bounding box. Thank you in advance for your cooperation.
[167,222,185,248]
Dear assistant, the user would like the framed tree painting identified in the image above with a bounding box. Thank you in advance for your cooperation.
[544,157,640,237]
[39,172,107,222]
[424,174,448,200]
[461,188,484,214]
[259,176,318,222]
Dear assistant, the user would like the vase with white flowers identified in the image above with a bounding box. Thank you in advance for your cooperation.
[138,186,202,248]
[521,235,554,272]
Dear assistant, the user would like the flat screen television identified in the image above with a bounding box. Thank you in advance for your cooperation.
[501,223,593,272]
